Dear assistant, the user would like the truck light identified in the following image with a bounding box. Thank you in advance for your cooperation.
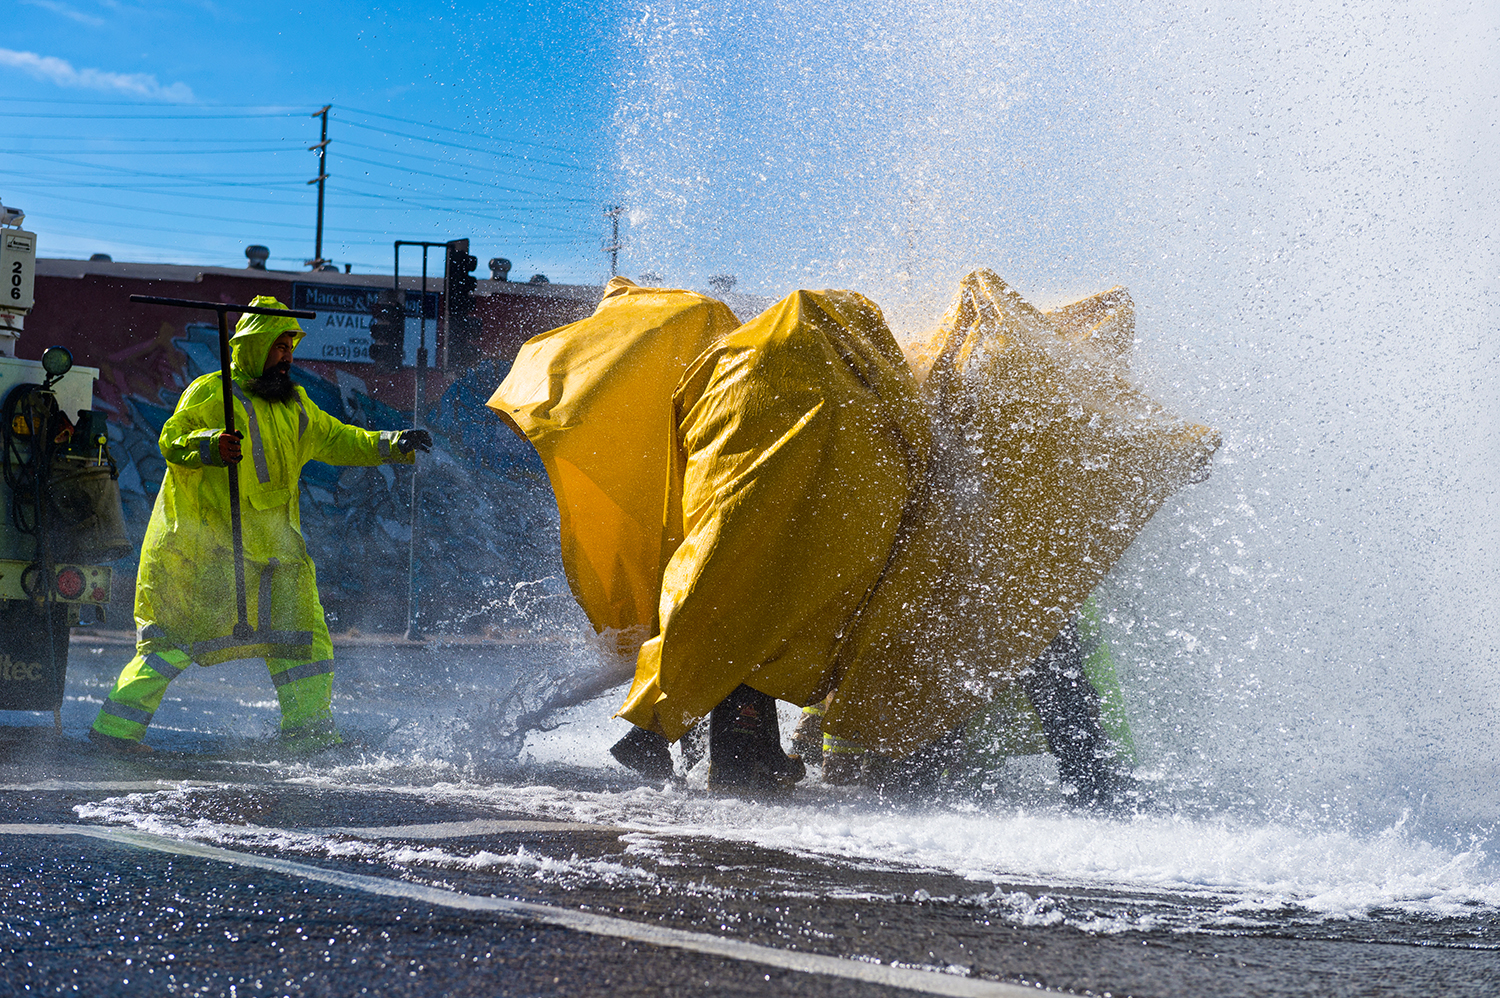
[55,567,85,600]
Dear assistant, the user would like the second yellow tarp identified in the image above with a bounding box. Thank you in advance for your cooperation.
[617,289,930,740]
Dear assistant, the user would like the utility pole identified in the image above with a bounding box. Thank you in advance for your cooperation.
[306,105,331,270]
[603,205,622,277]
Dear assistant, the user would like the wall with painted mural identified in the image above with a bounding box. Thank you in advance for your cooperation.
[22,259,595,635]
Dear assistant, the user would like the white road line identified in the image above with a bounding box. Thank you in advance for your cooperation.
[323,819,621,838]
[0,780,226,792]
[0,823,1051,998]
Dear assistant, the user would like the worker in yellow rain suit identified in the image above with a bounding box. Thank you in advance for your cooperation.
[616,288,931,793]
[487,277,742,778]
[816,271,1218,807]
[89,297,430,755]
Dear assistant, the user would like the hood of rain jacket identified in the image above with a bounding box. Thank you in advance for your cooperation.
[230,295,305,382]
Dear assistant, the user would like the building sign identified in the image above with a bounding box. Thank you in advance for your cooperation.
[290,283,439,366]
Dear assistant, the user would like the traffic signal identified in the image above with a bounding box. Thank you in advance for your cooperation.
[444,238,481,368]
[368,288,405,369]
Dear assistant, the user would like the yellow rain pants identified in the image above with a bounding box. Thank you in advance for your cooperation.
[485,278,741,651]
[93,297,414,743]
[822,270,1220,754]
[618,289,930,741]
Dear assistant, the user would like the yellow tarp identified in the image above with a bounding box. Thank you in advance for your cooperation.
[823,270,1220,754]
[485,278,740,646]
[617,290,930,741]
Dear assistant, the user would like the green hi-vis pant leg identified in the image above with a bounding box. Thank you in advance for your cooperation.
[92,647,191,742]
[267,657,334,733]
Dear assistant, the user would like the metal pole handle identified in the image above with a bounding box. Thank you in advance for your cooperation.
[215,309,253,640]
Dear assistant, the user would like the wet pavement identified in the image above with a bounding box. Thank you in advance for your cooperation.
[4,739,1498,997]
[1,639,1497,997]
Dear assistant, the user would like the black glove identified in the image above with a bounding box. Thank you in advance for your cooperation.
[397,428,432,454]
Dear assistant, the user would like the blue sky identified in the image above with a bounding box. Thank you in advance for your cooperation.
[5,0,1495,315]
[3,1,621,282]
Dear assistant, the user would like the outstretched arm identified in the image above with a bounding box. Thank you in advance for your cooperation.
[299,393,418,468]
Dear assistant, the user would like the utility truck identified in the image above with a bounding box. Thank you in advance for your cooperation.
[0,200,129,729]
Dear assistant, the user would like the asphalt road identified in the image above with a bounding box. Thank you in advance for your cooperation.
[2,636,1497,998]
[3,727,1498,998]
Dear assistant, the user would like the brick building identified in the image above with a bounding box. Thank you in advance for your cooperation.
[22,257,601,418]
[13,258,603,635]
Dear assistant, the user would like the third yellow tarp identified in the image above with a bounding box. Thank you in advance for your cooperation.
[823,270,1219,754]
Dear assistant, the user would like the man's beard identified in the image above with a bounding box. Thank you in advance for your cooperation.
[246,361,297,403]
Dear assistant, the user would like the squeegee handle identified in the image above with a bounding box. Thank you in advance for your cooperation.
[215,310,253,641]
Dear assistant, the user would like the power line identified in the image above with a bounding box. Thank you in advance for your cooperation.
[9,180,602,244]
[5,181,595,226]
[0,97,591,161]
[0,110,300,120]
[337,119,588,173]
[5,180,321,207]
[338,139,594,190]
[1,134,299,145]
[337,104,586,158]
[329,174,593,208]
[37,209,593,246]
[25,200,363,236]
[0,97,619,276]
[7,141,596,202]
[329,189,599,236]
[0,98,590,155]
[4,151,304,186]
[0,97,307,109]
[3,145,295,156]
[336,151,596,201]
[39,212,309,240]
[4,136,592,191]
[4,174,303,191]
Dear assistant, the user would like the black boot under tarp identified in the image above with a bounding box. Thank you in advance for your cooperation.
[1020,621,1139,812]
[707,684,806,795]
[609,725,674,780]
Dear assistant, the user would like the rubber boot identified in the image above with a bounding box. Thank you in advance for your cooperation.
[707,684,805,795]
[1020,621,1135,811]
[610,725,674,779]
[819,732,866,785]
[87,728,154,756]
[790,701,826,763]
[281,717,344,756]
[862,726,966,797]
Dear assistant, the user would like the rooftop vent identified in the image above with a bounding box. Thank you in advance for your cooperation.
[528,273,550,285]
[489,257,511,282]
[245,245,270,270]
[89,253,112,262]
